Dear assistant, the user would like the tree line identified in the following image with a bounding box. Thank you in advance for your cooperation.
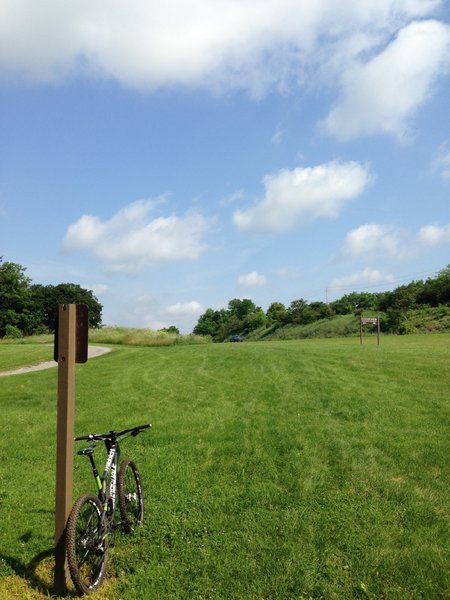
[193,266,450,341]
[2,258,449,341]
[0,259,102,338]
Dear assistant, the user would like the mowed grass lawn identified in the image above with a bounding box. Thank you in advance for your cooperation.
[0,335,449,599]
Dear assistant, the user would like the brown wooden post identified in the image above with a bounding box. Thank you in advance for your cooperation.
[54,304,76,594]
[377,315,380,346]
[360,316,363,345]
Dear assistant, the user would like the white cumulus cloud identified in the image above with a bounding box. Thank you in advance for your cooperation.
[64,198,214,271]
[233,161,371,232]
[165,301,204,316]
[339,223,402,259]
[330,268,396,291]
[82,283,109,296]
[418,223,450,245]
[0,0,444,101]
[322,20,450,140]
[432,142,450,181]
[237,271,268,287]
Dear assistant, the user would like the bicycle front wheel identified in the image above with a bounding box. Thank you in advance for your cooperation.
[117,459,144,533]
[66,493,109,595]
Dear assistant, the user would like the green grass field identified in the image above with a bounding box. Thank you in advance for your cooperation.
[0,335,449,599]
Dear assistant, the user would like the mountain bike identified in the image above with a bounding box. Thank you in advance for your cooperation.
[65,424,151,595]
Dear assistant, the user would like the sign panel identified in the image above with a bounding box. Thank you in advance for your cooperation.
[361,317,378,325]
[74,304,89,363]
[54,304,89,363]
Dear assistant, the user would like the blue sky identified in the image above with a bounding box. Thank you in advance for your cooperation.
[1,1,449,332]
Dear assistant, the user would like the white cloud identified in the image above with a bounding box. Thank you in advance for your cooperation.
[0,1,443,99]
[237,271,268,287]
[271,126,284,145]
[220,189,245,207]
[322,21,450,139]
[432,143,450,181]
[64,198,214,271]
[91,283,109,296]
[165,301,204,316]
[339,223,402,259]
[322,20,450,140]
[233,161,371,232]
[81,283,109,296]
[330,268,396,291]
[418,223,450,245]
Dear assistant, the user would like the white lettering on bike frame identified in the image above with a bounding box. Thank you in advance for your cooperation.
[103,445,118,507]
[110,462,117,506]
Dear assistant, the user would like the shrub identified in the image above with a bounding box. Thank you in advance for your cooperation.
[3,325,23,339]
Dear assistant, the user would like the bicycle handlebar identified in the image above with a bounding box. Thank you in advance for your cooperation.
[75,423,151,442]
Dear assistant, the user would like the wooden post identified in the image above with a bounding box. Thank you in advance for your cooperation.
[54,304,76,594]
[377,314,380,346]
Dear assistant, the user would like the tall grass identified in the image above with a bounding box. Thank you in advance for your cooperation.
[89,326,210,346]
[0,335,448,599]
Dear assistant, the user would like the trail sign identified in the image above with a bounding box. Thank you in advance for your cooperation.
[361,317,378,325]
[360,315,380,345]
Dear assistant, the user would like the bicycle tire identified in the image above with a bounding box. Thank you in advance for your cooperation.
[117,459,144,534]
[66,493,109,595]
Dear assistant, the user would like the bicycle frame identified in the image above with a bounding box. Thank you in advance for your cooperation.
[79,439,121,528]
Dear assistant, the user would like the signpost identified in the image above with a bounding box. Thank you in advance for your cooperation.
[360,316,380,345]
[54,304,88,594]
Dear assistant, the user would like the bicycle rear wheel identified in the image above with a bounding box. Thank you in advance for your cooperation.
[66,493,109,595]
[117,459,144,533]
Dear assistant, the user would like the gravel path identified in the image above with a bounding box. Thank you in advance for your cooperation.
[0,346,112,377]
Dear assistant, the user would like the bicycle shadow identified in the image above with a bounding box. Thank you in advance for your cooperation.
[0,545,77,598]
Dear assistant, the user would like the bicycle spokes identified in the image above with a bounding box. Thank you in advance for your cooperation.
[66,494,108,595]
[118,459,144,533]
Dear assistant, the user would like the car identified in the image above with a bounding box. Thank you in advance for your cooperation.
[229,335,243,342]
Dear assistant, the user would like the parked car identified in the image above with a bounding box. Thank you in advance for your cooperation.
[229,335,243,342]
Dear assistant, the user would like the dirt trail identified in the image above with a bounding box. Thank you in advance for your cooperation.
[0,346,111,377]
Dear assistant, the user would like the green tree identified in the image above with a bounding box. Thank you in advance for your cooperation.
[216,314,243,341]
[266,302,288,326]
[418,266,450,306]
[193,308,227,338]
[160,325,180,335]
[287,299,315,325]
[0,259,103,337]
[31,283,103,331]
[331,292,381,315]
[227,298,258,320]
[386,281,424,311]
[243,308,267,333]
[309,301,334,321]
[0,260,35,337]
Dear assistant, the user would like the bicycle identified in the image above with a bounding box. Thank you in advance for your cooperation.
[65,424,151,595]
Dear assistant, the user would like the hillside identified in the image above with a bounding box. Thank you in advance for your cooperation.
[247,305,450,342]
